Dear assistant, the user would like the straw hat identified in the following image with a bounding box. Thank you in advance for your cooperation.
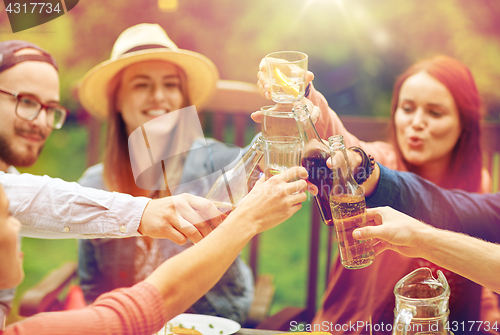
[78,23,219,120]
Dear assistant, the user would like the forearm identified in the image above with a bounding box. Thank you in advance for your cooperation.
[361,162,380,197]
[367,164,500,243]
[0,172,147,239]
[145,209,257,319]
[419,227,500,294]
[309,85,360,145]
[5,282,167,335]
[309,87,398,167]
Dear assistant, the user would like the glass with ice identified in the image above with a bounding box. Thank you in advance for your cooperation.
[265,51,308,103]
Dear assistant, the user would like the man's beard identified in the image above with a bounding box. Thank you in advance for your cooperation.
[0,132,45,167]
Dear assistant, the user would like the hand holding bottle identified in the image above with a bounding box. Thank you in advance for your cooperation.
[329,135,375,269]
[326,149,381,197]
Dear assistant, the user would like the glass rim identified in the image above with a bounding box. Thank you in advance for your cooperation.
[260,105,295,116]
[264,51,308,63]
[262,136,302,144]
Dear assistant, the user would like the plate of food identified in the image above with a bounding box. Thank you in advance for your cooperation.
[154,313,241,335]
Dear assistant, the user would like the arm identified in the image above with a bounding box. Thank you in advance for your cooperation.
[145,167,308,317]
[6,167,309,335]
[1,172,218,243]
[307,85,399,168]
[365,164,500,243]
[353,207,500,294]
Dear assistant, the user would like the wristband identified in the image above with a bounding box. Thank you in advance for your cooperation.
[304,83,311,98]
[349,146,375,185]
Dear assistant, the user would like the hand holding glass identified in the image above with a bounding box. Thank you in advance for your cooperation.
[262,136,302,179]
[260,105,299,139]
[265,51,308,103]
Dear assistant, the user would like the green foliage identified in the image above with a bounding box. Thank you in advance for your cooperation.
[2,0,500,118]
[9,238,78,324]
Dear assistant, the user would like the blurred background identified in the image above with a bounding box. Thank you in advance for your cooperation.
[1,0,500,322]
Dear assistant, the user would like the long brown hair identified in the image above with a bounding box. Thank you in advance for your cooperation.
[102,62,191,197]
[390,55,483,192]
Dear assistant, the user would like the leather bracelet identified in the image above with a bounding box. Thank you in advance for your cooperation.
[349,146,375,185]
[304,82,311,98]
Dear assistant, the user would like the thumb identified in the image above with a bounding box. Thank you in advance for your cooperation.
[306,71,314,84]
[353,226,380,240]
[254,173,266,187]
[251,111,263,123]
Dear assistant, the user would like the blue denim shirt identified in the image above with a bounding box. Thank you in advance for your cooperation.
[78,139,254,323]
[367,164,500,334]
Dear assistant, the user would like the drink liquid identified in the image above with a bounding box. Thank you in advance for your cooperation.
[330,195,375,269]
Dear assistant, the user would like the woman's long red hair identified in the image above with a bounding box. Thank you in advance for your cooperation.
[390,55,483,192]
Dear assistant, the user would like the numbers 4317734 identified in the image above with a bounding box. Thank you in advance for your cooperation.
[6,2,61,14]
[445,321,499,332]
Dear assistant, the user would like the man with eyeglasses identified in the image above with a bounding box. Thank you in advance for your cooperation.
[0,41,227,322]
[0,41,67,172]
[0,40,66,322]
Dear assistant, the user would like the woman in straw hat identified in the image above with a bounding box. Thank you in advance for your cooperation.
[77,23,254,323]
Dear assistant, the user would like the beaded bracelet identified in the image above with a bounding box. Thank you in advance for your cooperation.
[349,146,375,185]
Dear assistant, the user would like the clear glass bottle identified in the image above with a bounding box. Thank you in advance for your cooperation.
[329,135,374,269]
[292,103,333,226]
[205,136,264,219]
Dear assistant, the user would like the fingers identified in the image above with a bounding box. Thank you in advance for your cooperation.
[310,105,321,123]
[353,225,378,240]
[306,71,314,83]
[306,181,318,196]
[257,58,271,100]
[153,225,189,245]
[274,166,308,183]
[365,209,383,225]
[285,178,308,194]
[258,57,267,71]
[288,190,308,206]
[176,216,204,244]
[373,240,390,256]
[251,111,263,123]
[174,195,222,241]
[184,194,222,223]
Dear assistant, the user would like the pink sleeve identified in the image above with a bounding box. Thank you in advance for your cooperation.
[4,282,168,335]
[308,85,400,170]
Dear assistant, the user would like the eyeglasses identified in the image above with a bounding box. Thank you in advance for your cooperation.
[0,87,68,130]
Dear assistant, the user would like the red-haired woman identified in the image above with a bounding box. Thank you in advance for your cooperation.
[257,55,497,334]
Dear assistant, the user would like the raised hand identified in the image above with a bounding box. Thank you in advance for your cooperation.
[138,193,222,244]
[232,166,310,234]
[352,206,432,258]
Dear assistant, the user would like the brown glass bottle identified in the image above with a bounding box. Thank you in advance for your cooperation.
[292,104,333,226]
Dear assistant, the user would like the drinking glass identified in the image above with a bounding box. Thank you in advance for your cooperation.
[261,104,299,139]
[265,51,308,103]
[262,136,302,179]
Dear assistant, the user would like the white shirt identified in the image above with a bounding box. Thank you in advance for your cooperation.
[0,171,149,239]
